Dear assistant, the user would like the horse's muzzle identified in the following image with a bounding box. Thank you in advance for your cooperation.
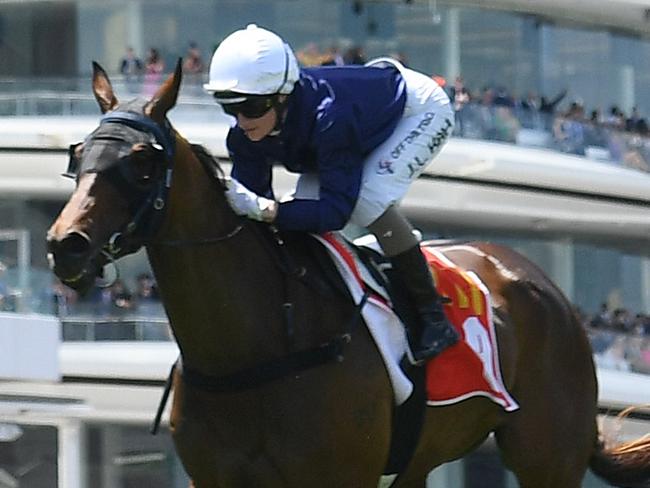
[47,231,98,290]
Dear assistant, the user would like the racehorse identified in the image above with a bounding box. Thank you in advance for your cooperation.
[47,61,650,487]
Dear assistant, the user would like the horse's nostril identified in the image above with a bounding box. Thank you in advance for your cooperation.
[58,232,92,256]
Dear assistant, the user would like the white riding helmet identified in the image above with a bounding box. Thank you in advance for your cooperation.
[204,24,299,99]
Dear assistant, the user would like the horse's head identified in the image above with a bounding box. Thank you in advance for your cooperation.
[47,60,182,293]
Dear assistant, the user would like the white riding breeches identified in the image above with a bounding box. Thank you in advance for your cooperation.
[293,58,454,228]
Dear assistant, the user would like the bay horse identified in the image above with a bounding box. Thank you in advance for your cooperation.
[47,61,650,487]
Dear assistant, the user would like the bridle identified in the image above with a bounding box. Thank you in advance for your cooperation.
[65,110,244,263]
[64,110,368,430]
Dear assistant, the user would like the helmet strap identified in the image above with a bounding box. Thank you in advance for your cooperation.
[271,95,290,133]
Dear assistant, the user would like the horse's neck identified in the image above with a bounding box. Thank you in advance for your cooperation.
[158,141,230,235]
[147,139,286,374]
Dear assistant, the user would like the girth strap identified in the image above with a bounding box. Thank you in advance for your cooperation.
[180,290,370,393]
[150,291,370,433]
[181,334,350,393]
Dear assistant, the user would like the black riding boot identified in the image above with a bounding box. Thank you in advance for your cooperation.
[390,245,460,365]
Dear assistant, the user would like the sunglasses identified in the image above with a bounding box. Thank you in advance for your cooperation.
[217,95,276,119]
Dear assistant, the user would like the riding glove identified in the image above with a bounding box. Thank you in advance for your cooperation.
[224,177,278,223]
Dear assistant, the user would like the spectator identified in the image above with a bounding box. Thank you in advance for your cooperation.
[588,109,602,125]
[133,273,166,338]
[520,91,540,112]
[77,282,113,316]
[493,105,520,143]
[51,277,77,316]
[625,106,641,132]
[611,307,634,333]
[493,86,514,108]
[343,45,366,65]
[477,86,496,139]
[553,101,586,155]
[119,47,143,78]
[605,105,625,130]
[296,42,324,67]
[448,76,470,136]
[519,90,542,129]
[539,88,568,129]
[182,41,205,95]
[594,335,631,371]
[119,46,143,94]
[143,47,165,96]
[109,279,134,313]
[182,41,205,75]
[590,302,611,328]
[631,313,650,336]
[135,273,159,299]
[630,337,650,374]
[321,45,345,66]
[539,88,568,115]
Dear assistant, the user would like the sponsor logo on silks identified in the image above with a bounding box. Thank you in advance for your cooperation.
[406,117,453,179]
[377,159,395,175]
[389,111,437,159]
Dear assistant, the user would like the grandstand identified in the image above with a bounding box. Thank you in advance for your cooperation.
[1,1,650,487]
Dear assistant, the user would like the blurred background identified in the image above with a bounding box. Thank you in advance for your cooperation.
[0,1,649,487]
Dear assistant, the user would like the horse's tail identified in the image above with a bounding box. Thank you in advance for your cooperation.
[589,409,650,488]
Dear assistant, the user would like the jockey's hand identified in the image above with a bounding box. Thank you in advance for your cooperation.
[224,177,278,223]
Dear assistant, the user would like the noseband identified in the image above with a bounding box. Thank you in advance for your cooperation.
[66,110,176,258]
[62,108,245,293]
[103,111,176,254]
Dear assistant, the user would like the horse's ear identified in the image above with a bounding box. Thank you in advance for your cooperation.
[148,58,183,123]
[92,61,118,114]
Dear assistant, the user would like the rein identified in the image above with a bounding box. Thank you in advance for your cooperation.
[65,110,177,260]
[151,290,370,435]
[72,111,369,432]
[151,222,370,435]
[96,112,247,252]
[152,223,245,247]
[100,111,175,254]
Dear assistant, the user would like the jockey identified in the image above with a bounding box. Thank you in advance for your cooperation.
[204,24,458,365]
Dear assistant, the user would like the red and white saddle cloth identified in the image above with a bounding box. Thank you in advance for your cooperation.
[315,233,519,412]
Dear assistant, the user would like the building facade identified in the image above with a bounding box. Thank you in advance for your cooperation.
[1,0,650,116]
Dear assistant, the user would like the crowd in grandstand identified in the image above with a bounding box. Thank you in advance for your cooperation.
[0,40,647,370]
[49,273,162,318]
[290,41,650,172]
[578,303,650,374]
[112,39,650,174]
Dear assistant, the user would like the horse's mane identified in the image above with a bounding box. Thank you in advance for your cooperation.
[189,143,227,190]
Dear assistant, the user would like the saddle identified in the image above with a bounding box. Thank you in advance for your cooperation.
[273,230,428,481]
[276,231,519,485]
[278,229,419,334]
